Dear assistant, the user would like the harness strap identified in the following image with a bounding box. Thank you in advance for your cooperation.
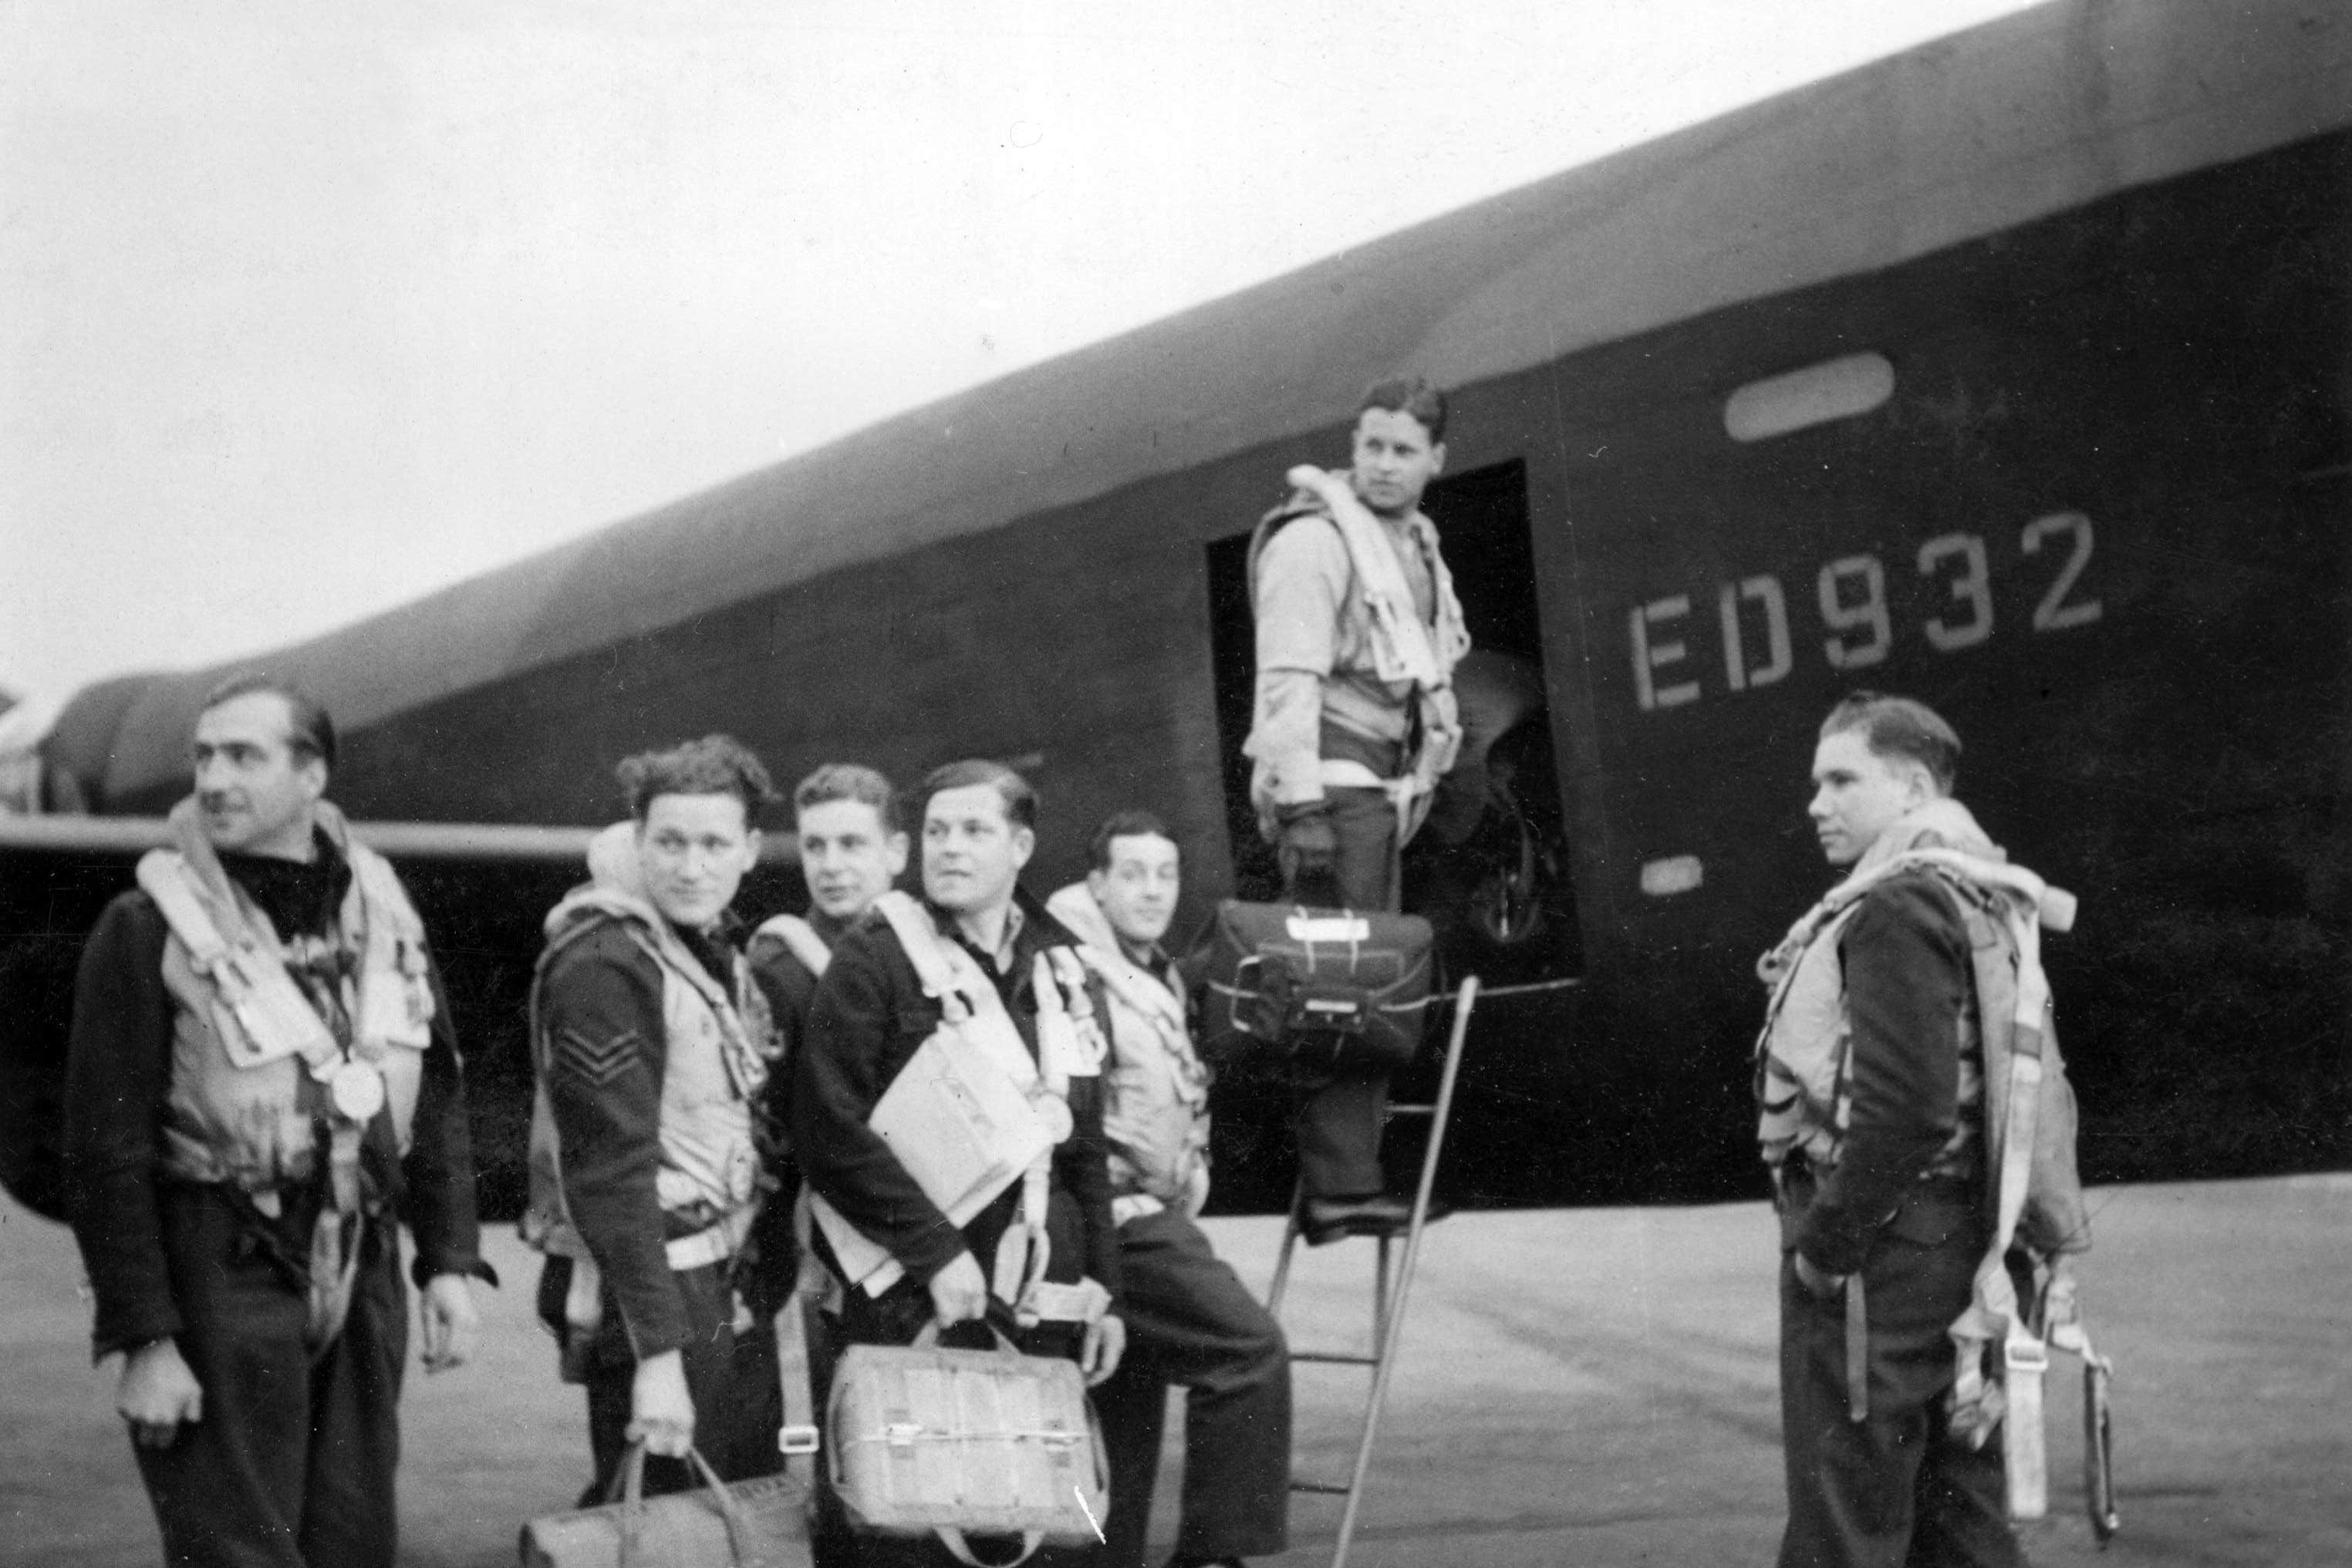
[1941,882,2059,1516]
[1318,756,1432,855]
[1844,1276,1869,1423]
[138,851,343,1077]
[305,1206,365,1359]
[872,892,970,1017]
[565,1252,604,1332]
[666,1202,759,1272]
[996,951,1075,1311]
[754,912,835,980]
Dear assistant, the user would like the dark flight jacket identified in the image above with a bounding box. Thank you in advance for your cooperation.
[536,914,773,1360]
[792,891,1123,1305]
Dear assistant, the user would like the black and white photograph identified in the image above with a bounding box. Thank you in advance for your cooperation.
[3,2,2346,1564]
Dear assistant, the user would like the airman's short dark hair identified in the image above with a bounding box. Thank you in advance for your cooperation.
[916,759,1036,831]
[201,673,336,770]
[793,764,900,834]
[616,734,775,824]
[1357,375,1448,444]
[1088,809,1177,872]
[1820,692,1961,794]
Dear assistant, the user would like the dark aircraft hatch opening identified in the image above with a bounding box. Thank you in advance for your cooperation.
[1203,457,1582,990]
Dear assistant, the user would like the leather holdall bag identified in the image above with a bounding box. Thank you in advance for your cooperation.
[1202,900,1435,1071]
[828,1320,1107,1567]
[518,1442,812,1568]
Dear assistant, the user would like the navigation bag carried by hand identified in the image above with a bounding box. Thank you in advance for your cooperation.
[1202,900,1434,1072]
[518,1441,812,1568]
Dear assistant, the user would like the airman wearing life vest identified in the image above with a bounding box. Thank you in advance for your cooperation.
[1047,810,1291,1568]
[1243,374,1470,1241]
[793,760,1126,1567]
[522,735,785,1501]
[1758,693,2093,1568]
[63,673,488,1568]
[740,761,910,1568]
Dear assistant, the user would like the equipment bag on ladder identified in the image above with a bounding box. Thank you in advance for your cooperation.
[1201,901,1435,1072]
[1264,975,1480,1568]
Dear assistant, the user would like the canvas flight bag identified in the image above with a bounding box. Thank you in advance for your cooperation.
[1202,900,1434,1071]
[828,1320,1107,1568]
[518,1441,812,1568]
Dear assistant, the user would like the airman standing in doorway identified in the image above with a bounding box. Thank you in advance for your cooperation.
[1243,375,1471,1242]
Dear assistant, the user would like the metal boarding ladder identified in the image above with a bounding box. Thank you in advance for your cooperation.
[1264,975,1480,1568]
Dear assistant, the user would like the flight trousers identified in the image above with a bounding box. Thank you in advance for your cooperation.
[133,1184,405,1568]
[1084,1209,1291,1568]
[1281,784,1399,1199]
[539,1253,775,1504]
[1777,1195,2023,1568]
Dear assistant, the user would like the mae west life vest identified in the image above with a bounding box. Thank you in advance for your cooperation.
[137,797,435,1195]
[1752,799,2088,1259]
[1245,464,1471,845]
[808,892,1109,1324]
[1043,881,1210,1222]
[522,823,778,1271]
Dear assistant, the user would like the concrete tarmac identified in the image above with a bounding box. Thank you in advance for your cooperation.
[4,1177,2347,1566]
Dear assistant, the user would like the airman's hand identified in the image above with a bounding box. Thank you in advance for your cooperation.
[418,1273,480,1372]
[926,1252,990,1327]
[1277,806,1338,895]
[1793,1252,1846,1300]
[627,1350,696,1458]
[117,1338,204,1448]
[1081,1312,1126,1388]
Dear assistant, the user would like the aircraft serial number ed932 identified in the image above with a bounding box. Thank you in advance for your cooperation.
[1628,511,2104,712]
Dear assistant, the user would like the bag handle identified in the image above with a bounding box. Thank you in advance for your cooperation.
[912,1307,1027,1360]
[936,1526,1048,1568]
[608,1439,758,1568]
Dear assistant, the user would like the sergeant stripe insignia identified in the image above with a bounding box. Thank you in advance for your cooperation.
[555,1027,644,1086]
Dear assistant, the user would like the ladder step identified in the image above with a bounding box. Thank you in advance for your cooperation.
[1389,1104,1436,1117]
[1291,1351,1380,1367]
[1290,1481,1354,1496]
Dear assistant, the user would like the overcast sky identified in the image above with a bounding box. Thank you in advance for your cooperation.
[1,0,2041,703]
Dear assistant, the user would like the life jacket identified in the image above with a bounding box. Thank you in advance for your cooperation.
[1753,876,1985,1185]
[137,797,435,1195]
[1246,464,1471,844]
[522,823,777,1269]
[1044,881,1210,1222]
[1752,799,2087,1257]
[807,892,1110,1325]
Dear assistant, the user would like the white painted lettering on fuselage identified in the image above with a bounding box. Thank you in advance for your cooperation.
[1626,513,2104,713]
